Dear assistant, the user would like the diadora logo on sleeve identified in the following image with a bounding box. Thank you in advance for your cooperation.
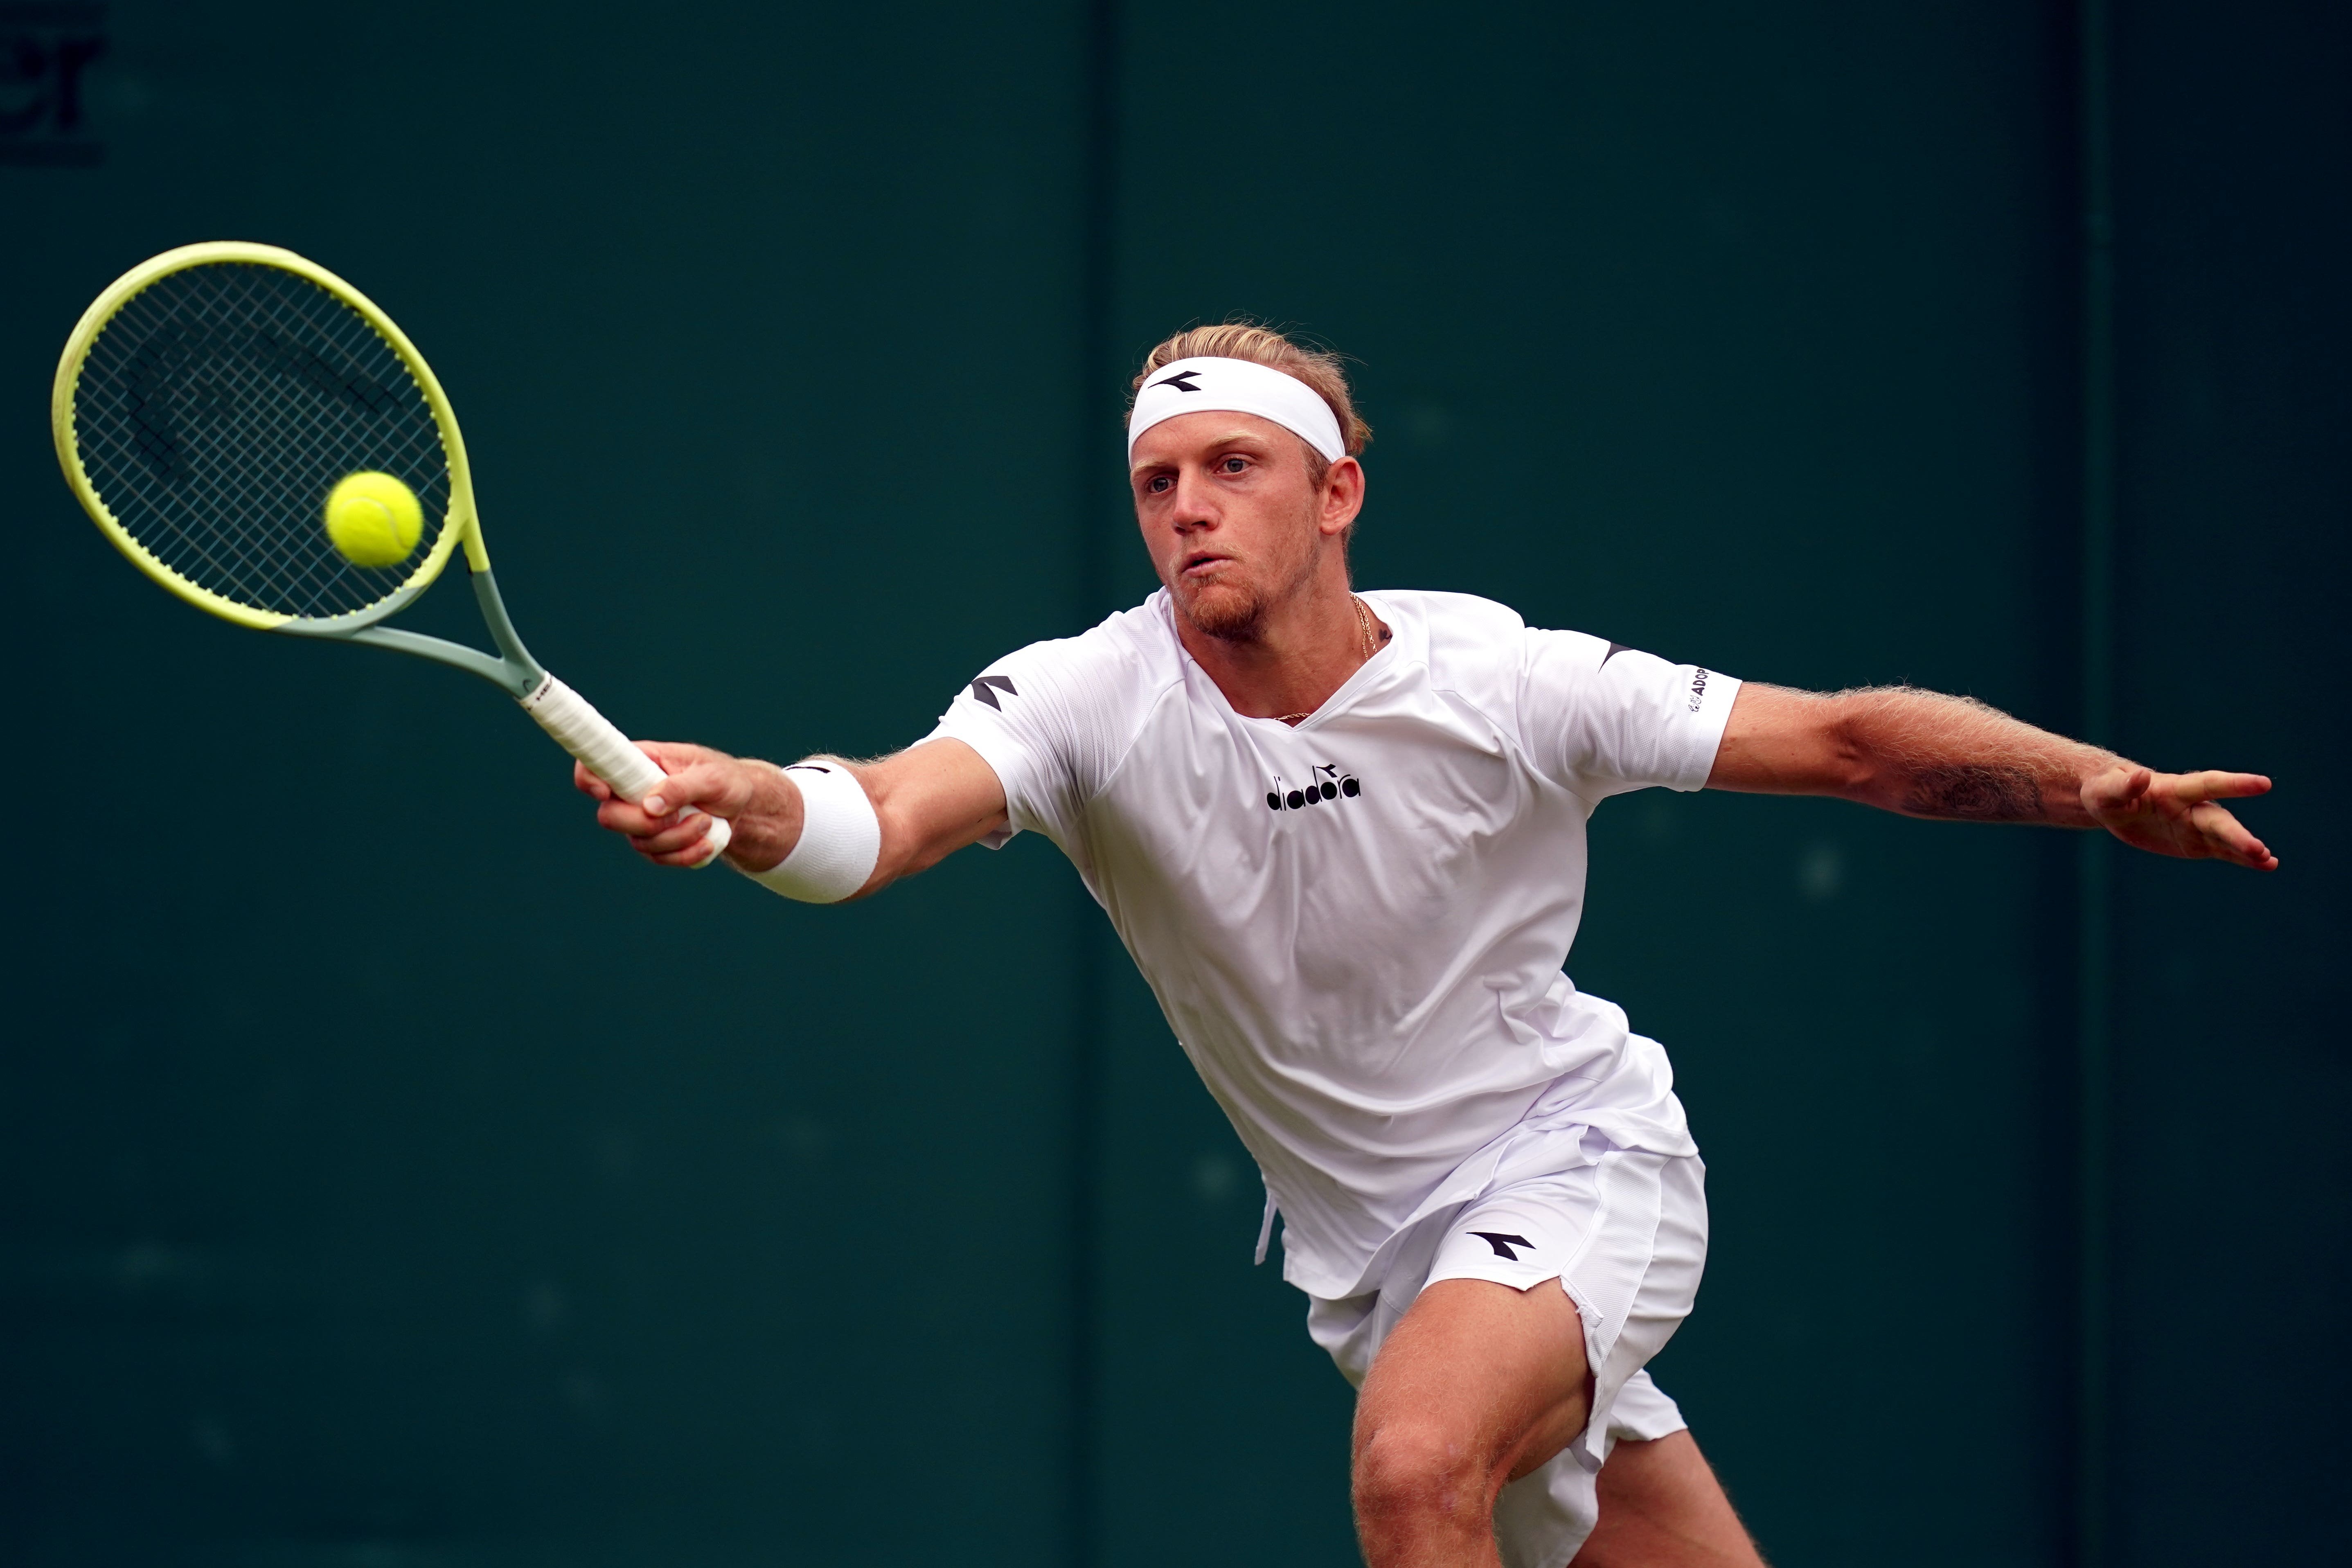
[1687,669,1710,712]
[1266,763,1361,811]
[968,674,1018,710]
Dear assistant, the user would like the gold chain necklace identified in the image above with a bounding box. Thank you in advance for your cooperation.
[1275,597,1384,725]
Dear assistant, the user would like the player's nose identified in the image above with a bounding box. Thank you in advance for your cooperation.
[1169,469,1220,530]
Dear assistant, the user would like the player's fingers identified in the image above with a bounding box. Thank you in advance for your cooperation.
[637,813,717,864]
[641,765,710,818]
[596,795,669,839]
[2183,770,2272,802]
[621,741,701,810]
[573,759,613,801]
[641,760,743,820]
[2081,762,2145,818]
[635,739,723,779]
[621,808,695,852]
[2190,801,2279,870]
[633,738,691,764]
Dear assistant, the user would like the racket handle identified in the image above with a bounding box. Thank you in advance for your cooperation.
[519,673,732,866]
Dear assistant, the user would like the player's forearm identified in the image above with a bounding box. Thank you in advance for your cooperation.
[719,758,922,889]
[1829,687,2120,826]
[727,741,1010,900]
[860,741,1015,888]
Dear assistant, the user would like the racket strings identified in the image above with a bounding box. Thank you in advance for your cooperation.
[72,263,453,620]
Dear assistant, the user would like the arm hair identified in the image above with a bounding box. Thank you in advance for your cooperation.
[1719,683,2122,826]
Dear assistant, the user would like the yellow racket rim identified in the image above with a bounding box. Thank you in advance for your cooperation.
[50,241,488,631]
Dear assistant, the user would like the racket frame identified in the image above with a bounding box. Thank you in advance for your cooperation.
[53,242,485,633]
[52,241,730,859]
[52,242,550,691]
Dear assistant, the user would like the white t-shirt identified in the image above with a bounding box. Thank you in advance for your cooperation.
[926,589,1741,1299]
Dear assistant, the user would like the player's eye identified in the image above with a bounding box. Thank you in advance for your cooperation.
[1219,456,1249,474]
[1147,474,1173,493]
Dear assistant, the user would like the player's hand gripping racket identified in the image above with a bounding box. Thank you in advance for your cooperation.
[50,241,730,863]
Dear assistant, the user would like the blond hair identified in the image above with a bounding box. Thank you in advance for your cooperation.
[1130,323,1372,478]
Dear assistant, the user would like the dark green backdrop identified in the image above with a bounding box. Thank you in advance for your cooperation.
[2,3,2341,1564]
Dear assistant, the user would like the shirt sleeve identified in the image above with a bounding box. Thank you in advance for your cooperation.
[1519,629,1742,800]
[922,629,1140,853]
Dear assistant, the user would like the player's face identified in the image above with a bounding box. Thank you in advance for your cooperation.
[1129,412,1356,642]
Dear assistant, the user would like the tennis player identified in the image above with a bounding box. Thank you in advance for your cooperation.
[577,327,2275,1568]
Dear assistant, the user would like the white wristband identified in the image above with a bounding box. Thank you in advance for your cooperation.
[743,760,881,903]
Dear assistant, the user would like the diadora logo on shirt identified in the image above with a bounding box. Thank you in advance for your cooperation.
[1266,763,1362,811]
[968,674,1018,709]
[1687,669,1710,713]
[1471,1231,1534,1261]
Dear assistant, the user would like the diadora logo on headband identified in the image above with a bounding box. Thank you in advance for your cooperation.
[1128,355,1347,462]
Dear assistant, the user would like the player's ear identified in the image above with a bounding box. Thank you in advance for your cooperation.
[1318,456,1365,536]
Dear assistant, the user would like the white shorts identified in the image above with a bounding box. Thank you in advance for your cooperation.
[1304,1132,1708,1568]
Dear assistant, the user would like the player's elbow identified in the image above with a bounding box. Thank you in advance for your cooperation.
[865,798,933,891]
[1732,686,1879,798]
[860,781,979,893]
[1816,698,1886,800]
[824,739,1012,896]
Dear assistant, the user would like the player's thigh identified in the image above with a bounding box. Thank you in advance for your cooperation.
[1353,1276,1592,1489]
[1572,1431,1767,1568]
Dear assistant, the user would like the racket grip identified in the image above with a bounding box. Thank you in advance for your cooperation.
[520,673,732,865]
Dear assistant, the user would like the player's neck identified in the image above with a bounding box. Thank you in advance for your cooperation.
[1176,573,1383,724]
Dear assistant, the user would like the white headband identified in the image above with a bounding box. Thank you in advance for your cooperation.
[1126,356,1347,463]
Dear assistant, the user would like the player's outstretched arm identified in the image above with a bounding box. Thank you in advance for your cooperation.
[572,737,1010,897]
[1706,683,2278,870]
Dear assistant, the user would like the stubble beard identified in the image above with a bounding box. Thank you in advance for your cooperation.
[1173,516,1326,647]
[1181,577,1273,644]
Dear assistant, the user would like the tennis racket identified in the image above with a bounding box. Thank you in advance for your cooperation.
[50,241,730,863]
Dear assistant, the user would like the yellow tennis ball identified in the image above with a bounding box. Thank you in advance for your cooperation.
[324,471,424,568]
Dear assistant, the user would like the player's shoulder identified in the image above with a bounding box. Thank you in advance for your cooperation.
[1369,591,1633,731]
[965,591,1182,720]
[1370,588,1526,642]
[1370,588,1612,675]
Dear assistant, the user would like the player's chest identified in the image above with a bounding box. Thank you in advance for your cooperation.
[1090,696,1555,885]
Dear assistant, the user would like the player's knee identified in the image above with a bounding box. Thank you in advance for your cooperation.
[1351,1419,1492,1530]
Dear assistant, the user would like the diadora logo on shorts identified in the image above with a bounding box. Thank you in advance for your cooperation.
[1470,1231,1534,1261]
[1266,763,1361,812]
